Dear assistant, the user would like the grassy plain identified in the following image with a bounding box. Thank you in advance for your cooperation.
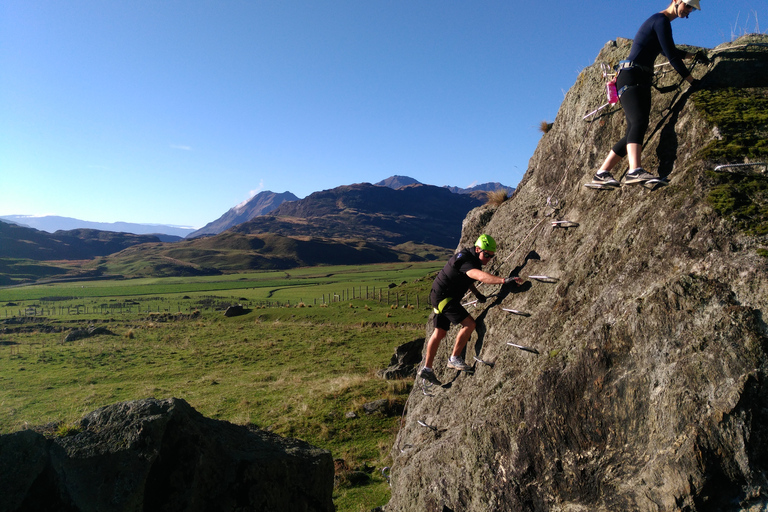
[0,261,442,511]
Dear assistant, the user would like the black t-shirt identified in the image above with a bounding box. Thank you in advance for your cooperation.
[431,248,482,303]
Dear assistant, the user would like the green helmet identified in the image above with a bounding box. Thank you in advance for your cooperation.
[475,234,497,253]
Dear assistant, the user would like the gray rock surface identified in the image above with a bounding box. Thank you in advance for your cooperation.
[0,398,334,512]
[386,35,768,511]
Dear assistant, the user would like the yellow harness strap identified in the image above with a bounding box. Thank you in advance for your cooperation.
[433,297,452,315]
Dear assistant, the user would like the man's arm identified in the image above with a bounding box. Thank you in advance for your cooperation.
[466,269,524,286]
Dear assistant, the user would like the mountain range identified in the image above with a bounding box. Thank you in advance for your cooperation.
[190,177,512,238]
[229,182,486,248]
[0,176,514,282]
[1,177,513,240]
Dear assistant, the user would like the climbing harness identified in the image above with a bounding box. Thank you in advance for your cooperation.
[507,342,540,355]
[433,296,452,314]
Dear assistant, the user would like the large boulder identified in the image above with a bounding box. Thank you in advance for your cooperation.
[0,398,334,512]
[386,35,768,511]
[379,338,426,379]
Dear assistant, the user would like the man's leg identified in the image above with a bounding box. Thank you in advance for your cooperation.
[424,326,447,369]
[451,316,476,358]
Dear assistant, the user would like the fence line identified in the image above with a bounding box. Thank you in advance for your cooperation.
[3,290,428,320]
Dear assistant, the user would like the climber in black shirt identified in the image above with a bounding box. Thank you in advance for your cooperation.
[589,0,709,189]
[418,234,524,385]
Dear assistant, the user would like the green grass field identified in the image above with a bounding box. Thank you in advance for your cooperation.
[0,261,442,511]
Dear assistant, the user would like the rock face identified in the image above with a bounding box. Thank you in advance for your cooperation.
[386,36,768,511]
[0,398,334,512]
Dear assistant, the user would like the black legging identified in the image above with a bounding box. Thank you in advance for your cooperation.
[611,67,653,157]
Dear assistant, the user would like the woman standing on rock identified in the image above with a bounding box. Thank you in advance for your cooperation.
[589,0,709,189]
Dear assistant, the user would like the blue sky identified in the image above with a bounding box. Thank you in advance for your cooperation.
[1,1,765,229]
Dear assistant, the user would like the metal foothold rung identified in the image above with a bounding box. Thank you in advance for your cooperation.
[528,275,559,283]
[501,308,531,317]
[417,420,438,432]
[473,356,495,368]
[551,220,579,228]
[714,162,767,174]
[507,342,541,355]
[584,182,618,190]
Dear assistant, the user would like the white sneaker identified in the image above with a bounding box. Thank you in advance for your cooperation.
[447,356,472,371]
[624,168,656,184]
[418,367,442,386]
[591,171,620,188]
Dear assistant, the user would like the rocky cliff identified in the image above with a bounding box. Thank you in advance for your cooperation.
[387,35,768,511]
[0,398,334,512]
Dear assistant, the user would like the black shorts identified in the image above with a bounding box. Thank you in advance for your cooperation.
[431,298,470,331]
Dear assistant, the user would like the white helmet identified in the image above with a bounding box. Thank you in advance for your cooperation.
[682,0,701,10]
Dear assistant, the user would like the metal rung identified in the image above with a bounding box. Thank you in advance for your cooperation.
[714,163,767,174]
[528,275,559,283]
[507,342,540,354]
[502,308,531,316]
[551,220,579,228]
[417,420,438,432]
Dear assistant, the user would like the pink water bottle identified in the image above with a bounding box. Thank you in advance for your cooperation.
[606,79,619,104]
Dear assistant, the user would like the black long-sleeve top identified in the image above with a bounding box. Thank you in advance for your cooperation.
[628,12,689,78]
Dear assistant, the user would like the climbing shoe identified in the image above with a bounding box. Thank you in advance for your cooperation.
[624,168,656,184]
[591,171,620,188]
[418,367,442,386]
[447,356,473,371]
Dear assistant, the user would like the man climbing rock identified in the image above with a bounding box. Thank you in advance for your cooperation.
[419,234,524,385]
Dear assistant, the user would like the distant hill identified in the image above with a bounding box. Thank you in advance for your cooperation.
[0,215,194,238]
[187,191,299,238]
[375,175,423,189]
[375,175,514,195]
[0,221,161,260]
[97,231,421,278]
[230,182,484,249]
[443,181,515,194]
